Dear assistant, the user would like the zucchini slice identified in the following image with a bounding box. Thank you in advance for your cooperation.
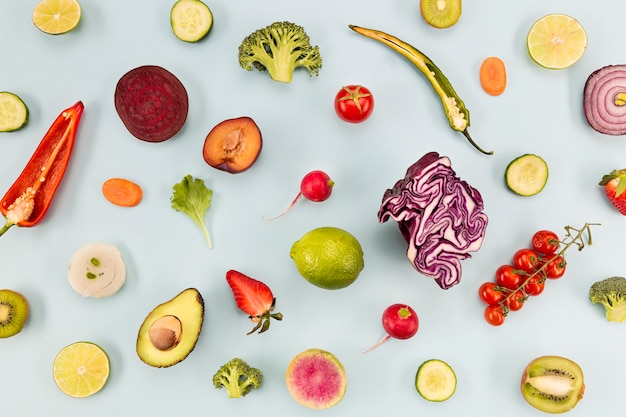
[505,154,549,196]
[415,359,457,402]
[170,0,213,43]
[0,92,28,132]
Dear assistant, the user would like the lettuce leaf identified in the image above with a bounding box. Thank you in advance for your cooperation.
[171,174,213,248]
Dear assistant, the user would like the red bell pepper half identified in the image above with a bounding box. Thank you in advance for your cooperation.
[0,101,84,237]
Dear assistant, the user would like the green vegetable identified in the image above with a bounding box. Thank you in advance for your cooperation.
[505,154,548,196]
[589,276,626,323]
[349,25,493,155]
[171,174,213,248]
[212,358,263,398]
[170,0,213,43]
[415,359,457,402]
[0,92,29,132]
[238,21,322,83]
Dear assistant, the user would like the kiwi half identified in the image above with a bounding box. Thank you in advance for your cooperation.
[420,0,462,29]
[0,289,29,338]
[520,356,584,414]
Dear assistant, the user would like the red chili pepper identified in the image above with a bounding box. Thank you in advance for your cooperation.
[0,101,84,237]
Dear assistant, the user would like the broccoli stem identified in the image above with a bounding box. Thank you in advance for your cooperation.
[606,301,626,322]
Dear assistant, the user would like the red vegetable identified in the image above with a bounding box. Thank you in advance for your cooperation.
[583,64,626,135]
[263,170,334,221]
[334,84,374,123]
[0,101,84,237]
[114,65,188,142]
[363,303,419,353]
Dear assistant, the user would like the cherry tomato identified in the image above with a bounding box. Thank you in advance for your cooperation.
[513,248,541,273]
[531,230,560,255]
[524,275,545,296]
[544,255,566,279]
[495,265,524,290]
[505,290,525,311]
[484,305,505,326]
[334,85,374,123]
[478,282,504,305]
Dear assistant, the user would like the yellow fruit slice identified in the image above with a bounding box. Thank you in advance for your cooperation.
[527,14,587,69]
[32,0,82,35]
[53,342,110,398]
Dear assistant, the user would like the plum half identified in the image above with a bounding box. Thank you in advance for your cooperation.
[202,117,262,174]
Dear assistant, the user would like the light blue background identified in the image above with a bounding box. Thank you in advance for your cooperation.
[1,1,624,415]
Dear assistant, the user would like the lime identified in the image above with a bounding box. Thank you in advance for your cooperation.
[33,0,82,35]
[527,14,587,69]
[290,226,364,290]
[170,0,213,43]
[53,341,110,398]
[0,92,29,132]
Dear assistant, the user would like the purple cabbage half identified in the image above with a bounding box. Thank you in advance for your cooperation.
[378,152,488,289]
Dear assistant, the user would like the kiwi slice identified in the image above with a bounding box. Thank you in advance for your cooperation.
[420,0,462,29]
[520,356,585,414]
[0,289,29,338]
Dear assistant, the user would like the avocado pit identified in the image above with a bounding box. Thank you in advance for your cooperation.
[149,315,182,351]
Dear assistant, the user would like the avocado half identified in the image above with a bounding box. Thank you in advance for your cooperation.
[136,288,204,367]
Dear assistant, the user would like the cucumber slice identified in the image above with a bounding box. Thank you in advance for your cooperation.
[505,154,549,196]
[68,242,126,298]
[170,0,213,43]
[0,92,29,132]
[415,359,456,402]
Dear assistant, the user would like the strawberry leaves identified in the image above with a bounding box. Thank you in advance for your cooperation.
[226,269,283,335]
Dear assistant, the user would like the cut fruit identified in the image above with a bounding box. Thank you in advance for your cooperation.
[136,288,204,367]
[0,289,29,338]
[0,92,29,132]
[505,154,548,196]
[202,116,262,174]
[52,341,110,398]
[32,0,81,35]
[520,355,585,413]
[68,242,126,298]
[286,348,347,409]
[527,14,587,69]
[420,0,462,29]
[114,65,189,143]
[170,0,213,43]
[415,359,457,402]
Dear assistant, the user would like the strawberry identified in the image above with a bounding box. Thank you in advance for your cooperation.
[599,169,626,215]
[225,269,283,335]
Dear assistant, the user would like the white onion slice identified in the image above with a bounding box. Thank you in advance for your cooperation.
[68,242,126,297]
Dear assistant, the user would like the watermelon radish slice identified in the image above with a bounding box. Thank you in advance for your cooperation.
[286,348,347,409]
[583,64,626,135]
[114,65,189,142]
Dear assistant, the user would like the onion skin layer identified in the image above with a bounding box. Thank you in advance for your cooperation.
[583,64,626,135]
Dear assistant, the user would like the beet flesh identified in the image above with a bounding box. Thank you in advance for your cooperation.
[115,65,189,142]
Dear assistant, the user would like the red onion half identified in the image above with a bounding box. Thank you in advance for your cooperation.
[583,64,626,135]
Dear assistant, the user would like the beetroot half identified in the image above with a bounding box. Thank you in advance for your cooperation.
[114,65,189,142]
[583,64,626,135]
[286,348,347,409]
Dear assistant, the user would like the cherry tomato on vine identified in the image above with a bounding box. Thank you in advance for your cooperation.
[544,255,566,279]
[478,282,504,305]
[505,290,525,311]
[496,265,524,290]
[531,230,560,255]
[524,275,545,296]
[513,248,541,273]
[334,85,374,123]
[484,304,506,326]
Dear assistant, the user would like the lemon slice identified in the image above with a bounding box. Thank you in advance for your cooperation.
[170,0,213,43]
[0,92,29,132]
[527,14,587,69]
[53,342,110,398]
[32,0,82,35]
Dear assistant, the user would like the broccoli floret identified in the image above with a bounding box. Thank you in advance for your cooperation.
[238,21,322,83]
[589,276,626,323]
[212,358,263,398]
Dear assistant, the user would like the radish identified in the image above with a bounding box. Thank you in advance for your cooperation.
[363,303,419,353]
[263,170,334,221]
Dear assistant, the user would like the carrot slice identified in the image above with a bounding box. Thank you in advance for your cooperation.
[102,178,143,207]
[479,57,507,96]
